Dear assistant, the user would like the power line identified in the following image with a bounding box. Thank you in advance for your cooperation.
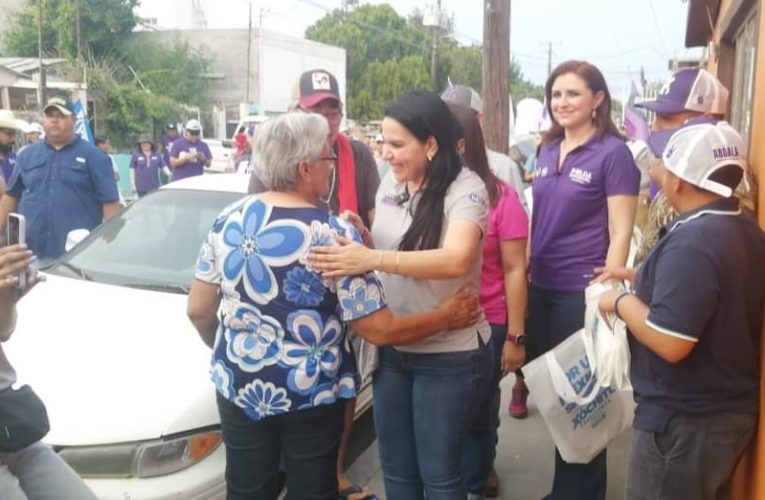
[647,0,669,59]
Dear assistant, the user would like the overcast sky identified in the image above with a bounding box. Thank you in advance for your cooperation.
[138,0,702,97]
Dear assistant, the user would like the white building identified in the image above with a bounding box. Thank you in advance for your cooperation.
[137,28,346,139]
[138,0,208,31]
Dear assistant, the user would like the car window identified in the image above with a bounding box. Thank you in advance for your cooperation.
[46,189,246,291]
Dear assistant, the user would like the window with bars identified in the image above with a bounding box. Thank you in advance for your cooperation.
[730,7,759,151]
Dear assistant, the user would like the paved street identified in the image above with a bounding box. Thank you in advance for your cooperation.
[346,374,633,500]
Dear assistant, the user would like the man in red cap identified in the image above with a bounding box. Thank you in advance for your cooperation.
[248,69,379,500]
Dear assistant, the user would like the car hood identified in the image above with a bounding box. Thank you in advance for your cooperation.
[4,273,219,446]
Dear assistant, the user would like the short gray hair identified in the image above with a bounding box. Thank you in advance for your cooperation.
[251,113,329,190]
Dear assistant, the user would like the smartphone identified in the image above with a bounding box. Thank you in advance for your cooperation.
[6,213,26,290]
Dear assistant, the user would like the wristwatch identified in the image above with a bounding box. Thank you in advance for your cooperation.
[506,333,526,345]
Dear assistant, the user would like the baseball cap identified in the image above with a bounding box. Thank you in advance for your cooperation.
[27,122,44,134]
[185,119,202,132]
[657,121,746,198]
[441,84,483,114]
[44,96,75,116]
[0,110,22,130]
[646,115,718,158]
[166,123,177,130]
[635,68,729,116]
[298,69,341,109]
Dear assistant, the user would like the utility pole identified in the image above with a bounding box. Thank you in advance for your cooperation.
[423,0,442,91]
[482,0,510,153]
[37,0,46,111]
[75,0,81,64]
[546,41,552,75]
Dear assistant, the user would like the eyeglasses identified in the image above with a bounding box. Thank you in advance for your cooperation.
[319,154,337,169]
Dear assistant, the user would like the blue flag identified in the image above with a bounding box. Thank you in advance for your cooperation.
[73,99,94,143]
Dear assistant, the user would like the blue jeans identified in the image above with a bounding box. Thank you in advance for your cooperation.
[217,393,345,500]
[462,324,506,496]
[373,337,494,500]
[527,284,606,500]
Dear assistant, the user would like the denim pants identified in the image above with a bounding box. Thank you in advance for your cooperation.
[527,284,607,500]
[0,441,97,500]
[217,393,345,500]
[462,324,506,496]
[373,337,494,500]
[626,412,756,500]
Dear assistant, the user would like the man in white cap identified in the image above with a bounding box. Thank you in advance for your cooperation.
[0,96,120,261]
[632,67,754,262]
[440,83,526,207]
[0,110,21,194]
[597,121,765,499]
[168,119,212,181]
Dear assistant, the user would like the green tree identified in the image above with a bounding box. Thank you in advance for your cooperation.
[4,0,139,59]
[350,55,430,120]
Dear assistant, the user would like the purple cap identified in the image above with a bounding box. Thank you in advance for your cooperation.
[635,68,729,116]
[646,116,718,158]
[298,69,341,109]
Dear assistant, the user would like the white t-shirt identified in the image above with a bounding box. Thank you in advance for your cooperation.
[372,168,491,353]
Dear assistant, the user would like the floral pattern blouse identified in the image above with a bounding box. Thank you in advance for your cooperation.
[195,196,387,421]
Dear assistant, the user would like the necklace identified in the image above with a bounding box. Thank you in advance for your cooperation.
[319,164,337,208]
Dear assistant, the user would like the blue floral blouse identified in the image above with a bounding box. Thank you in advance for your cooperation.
[195,196,387,421]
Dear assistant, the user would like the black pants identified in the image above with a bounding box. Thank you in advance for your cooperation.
[626,412,756,500]
[527,283,607,500]
[217,393,345,500]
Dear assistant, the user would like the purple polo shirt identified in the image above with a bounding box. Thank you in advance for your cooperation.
[530,134,640,291]
[169,137,211,181]
[1,152,16,182]
[130,151,164,194]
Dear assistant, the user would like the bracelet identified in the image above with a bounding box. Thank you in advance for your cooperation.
[614,291,632,321]
[394,251,401,274]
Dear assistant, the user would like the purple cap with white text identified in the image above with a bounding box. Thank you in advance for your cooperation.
[635,68,729,116]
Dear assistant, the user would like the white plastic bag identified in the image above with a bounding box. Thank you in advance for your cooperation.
[582,283,633,391]
[523,329,635,463]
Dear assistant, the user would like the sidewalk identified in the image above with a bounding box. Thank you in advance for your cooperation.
[347,374,633,500]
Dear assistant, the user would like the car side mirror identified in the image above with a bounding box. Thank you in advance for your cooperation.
[65,229,90,252]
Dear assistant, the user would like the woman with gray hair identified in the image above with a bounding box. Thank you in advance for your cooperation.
[187,112,481,500]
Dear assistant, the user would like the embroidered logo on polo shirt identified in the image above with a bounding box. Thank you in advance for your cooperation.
[381,193,398,206]
[75,157,86,163]
[537,166,550,178]
[569,167,592,185]
[469,192,486,206]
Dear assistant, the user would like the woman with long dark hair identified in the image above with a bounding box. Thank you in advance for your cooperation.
[448,102,529,499]
[309,90,493,499]
[529,60,640,500]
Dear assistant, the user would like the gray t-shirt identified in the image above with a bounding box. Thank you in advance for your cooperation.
[486,149,526,211]
[0,342,17,392]
[372,168,491,353]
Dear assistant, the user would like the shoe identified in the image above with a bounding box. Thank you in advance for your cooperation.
[508,383,529,419]
[485,466,499,498]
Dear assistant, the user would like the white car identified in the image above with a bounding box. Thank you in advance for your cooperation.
[4,174,372,499]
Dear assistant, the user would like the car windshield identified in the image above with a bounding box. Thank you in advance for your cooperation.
[45,189,245,292]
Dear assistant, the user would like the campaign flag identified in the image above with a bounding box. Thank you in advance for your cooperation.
[623,79,650,141]
[73,99,94,143]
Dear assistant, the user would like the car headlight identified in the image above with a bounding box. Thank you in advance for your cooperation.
[57,430,222,478]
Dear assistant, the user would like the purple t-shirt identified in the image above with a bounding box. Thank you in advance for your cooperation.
[130,151,164,193]
[530,134,640,291]
[169,137,211,181]
[160,134,177,166]
[1,152,16,182]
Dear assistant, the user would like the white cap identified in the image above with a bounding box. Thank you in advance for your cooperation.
[185,119,202,132]
[662,121,746,198]
[28,122,44,134]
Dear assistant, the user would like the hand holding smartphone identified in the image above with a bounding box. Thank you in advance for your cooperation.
[6,213,26,290]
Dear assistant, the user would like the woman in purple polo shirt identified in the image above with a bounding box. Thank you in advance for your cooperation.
[529,60,639,500]
[130,134,165,198]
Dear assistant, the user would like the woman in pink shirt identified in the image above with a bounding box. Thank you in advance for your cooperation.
[448,103,529,498]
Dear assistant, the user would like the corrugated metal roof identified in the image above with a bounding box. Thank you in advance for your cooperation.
[0,57,66,74]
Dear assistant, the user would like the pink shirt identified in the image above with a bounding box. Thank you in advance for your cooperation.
[480,182,529,325]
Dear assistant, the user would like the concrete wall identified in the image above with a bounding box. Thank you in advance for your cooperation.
[136,29,346,117]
